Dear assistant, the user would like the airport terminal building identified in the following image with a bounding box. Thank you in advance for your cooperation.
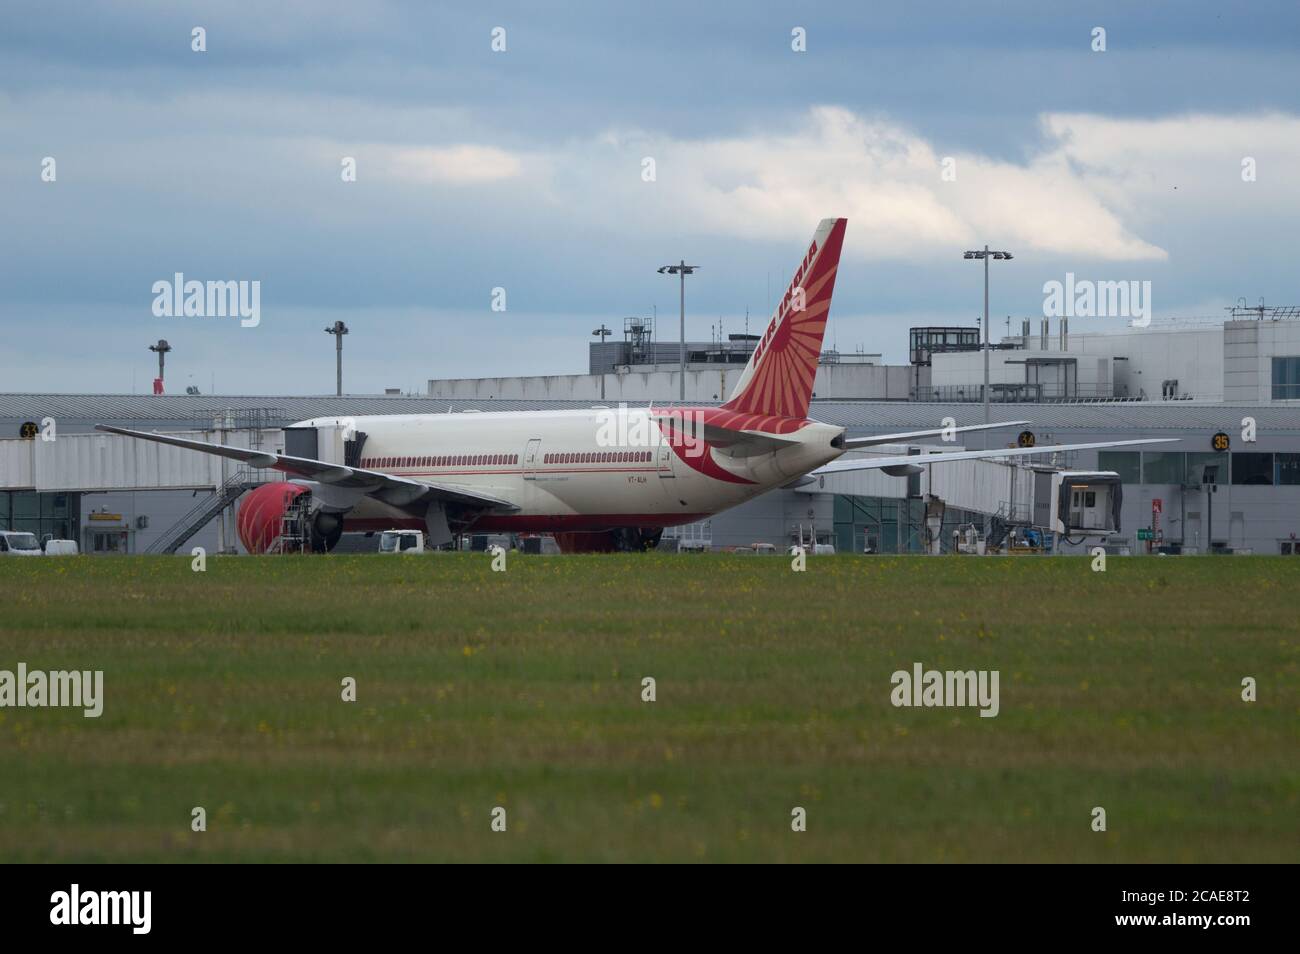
[2,310,1299,556]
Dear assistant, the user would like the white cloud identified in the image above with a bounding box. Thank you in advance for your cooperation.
[383,144,523,184]
[546,106,1183,261]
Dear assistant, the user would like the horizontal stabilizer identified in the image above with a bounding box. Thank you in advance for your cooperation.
[843,420,1030,449]
[812,437,1180,476]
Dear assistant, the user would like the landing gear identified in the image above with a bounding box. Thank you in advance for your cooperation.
[310,510,344,552]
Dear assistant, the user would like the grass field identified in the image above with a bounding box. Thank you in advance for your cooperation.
[0,553,1296,863]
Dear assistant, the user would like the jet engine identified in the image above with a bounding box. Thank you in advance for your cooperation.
[236,482,344,554]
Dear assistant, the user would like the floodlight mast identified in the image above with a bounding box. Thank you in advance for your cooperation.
[324,321,349,396]
[658,261,699,401]
[963,247,1014,430]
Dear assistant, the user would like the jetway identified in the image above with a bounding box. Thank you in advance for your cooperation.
[0,427,284,492]
[805,448,1124,547]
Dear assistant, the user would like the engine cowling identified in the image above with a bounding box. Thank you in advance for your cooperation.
[236,482,309,554]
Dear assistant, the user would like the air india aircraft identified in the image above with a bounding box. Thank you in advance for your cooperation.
[99,218,1171,552]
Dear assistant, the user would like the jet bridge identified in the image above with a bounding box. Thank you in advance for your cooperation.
[1033,469,1123,539]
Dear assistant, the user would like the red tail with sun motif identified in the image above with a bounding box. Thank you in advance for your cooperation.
[721,217,847,421]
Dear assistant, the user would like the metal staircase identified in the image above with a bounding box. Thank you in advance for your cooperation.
[277,491,313,554]
[146,468,259,554]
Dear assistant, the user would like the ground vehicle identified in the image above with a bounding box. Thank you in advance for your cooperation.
[378,529,425,554]
[0,531,43,556]
[43,539,79,556]
[519,535,561,555]
[788,542,836,556]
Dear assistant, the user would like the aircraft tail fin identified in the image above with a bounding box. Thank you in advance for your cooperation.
[721,217,847,420]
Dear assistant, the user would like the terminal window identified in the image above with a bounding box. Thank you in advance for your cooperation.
[1141,451,1185,484]
[1272,356,1300,400]
[1232,452,1274,485]
[1097,451,1140,484]
[1278,453,1300,485]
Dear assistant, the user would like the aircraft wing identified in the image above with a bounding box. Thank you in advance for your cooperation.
[842,420,1030,449]
[812,437,1179,476]
[93,425,519,512]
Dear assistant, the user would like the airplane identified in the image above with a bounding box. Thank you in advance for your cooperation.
[98,218,1175,552]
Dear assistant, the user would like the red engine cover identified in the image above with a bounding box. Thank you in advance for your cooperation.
[237,482,308,553]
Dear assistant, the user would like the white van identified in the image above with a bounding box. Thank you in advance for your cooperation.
[0,531,43,556]
[379,530,425,554]
[43,539,79,556]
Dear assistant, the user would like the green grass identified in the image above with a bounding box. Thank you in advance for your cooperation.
[0,553,1296,862]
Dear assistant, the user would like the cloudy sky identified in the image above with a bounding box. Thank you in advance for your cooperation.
[3,1,1299,395]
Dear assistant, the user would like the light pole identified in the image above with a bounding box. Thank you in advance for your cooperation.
[324,321,349,396]
[963,247,1013,428]
[657,260,699,402]
[148,339,172,394]
[591,323,612,400]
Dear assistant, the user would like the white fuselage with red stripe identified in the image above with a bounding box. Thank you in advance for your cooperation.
[295,408,844,533]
